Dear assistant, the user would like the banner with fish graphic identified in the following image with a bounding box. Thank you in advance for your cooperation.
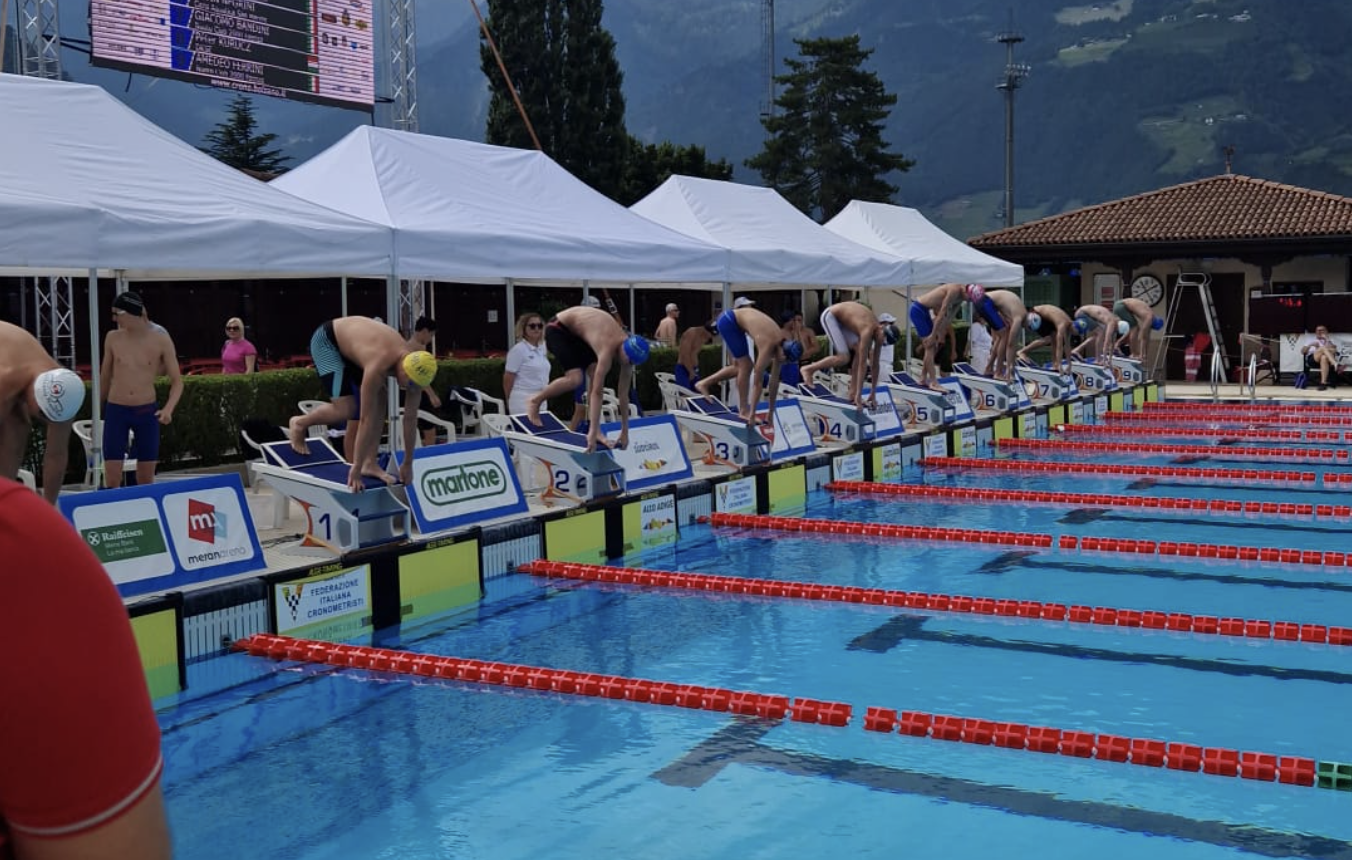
[600,414,693,492]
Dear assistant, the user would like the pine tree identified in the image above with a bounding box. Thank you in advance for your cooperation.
[618,139,734,205]
[200,95,291,175]
[747,35,913,221]
[481,0,628,199]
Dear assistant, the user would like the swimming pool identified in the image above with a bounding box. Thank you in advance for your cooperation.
[159,410,1352,859]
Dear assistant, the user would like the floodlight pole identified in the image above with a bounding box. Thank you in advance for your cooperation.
[995,20,1029,229]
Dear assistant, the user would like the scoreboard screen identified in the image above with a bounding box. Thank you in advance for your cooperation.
[91,0,374,111]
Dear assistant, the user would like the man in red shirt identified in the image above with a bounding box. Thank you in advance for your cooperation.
[0,479,171,858]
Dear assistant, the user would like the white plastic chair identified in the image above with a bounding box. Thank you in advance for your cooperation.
[480,413,514,437]
[451,387,506,436]
[395,407,458,447]
[297,399,331,438]
[73,419,136,488]
[16,469,36,492]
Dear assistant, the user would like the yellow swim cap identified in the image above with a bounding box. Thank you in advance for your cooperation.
[402,350,437,388]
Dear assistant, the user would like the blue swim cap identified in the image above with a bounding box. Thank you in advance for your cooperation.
[623,334,650,365]
[783,339,804,362]
[1151,316,1165,331]
[1072,318,1089,335]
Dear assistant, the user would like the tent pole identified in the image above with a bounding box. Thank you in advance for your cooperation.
[88,269,103,488]
[341,276,349,318]
[505,278,516,350]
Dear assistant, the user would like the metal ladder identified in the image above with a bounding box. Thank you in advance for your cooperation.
[1160,272,1227,381]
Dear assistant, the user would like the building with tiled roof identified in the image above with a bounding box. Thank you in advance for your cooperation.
[968,174,1352,380]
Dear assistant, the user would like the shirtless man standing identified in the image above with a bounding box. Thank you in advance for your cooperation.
[695,298,792,426]
[0,322,85,502]
[675,320,717,391]
[654,303,680,348]
[288,315,438,492]
[1017,305,1078,370]
[802,300,899,407]
[527,306,650,453]
[99,291,183,489]
[978,290,1030,380]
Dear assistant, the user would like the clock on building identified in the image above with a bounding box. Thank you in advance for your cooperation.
[1131,274,1164,306]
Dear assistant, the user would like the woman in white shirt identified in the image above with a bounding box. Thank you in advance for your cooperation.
[504,313,552,414]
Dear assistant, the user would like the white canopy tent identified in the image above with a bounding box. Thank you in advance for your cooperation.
[271,127,731,286]
[823,200,1024,287]
[0,74,395,279]
[0,73,396,485]
[630,175,912,288]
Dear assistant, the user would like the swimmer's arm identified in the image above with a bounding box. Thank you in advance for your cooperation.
[159,338,184,420]
[42,420,71,504]
[98,333,116,404]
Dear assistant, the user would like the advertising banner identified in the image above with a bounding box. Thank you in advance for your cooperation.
[405,437,527,535]
[623,492,678,552]
[714,476,757,514]
[601,414,694,491]
[768,399,816,461]
[274,563,372,641]
[59,474,264,597]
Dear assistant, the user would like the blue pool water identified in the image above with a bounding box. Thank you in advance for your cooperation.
[159,443,1352,859]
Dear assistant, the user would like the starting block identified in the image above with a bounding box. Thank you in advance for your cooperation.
[884,371,967,428]
[254,438,411,555]
[1069,359,1119,392]
[795,383,877,444]
[501,412,626,506]
[1107,355,1146,385]
[1016,360,1079,402]
[671,395,773,469]
[950,363,1022,414]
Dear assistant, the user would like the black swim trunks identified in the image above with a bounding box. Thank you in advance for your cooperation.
[545,318,597,373]
[310,320,364,399]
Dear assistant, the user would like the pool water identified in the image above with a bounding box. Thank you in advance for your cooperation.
[159,444,1352,859]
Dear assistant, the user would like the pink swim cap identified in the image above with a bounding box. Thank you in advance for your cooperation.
[964,284,985,304]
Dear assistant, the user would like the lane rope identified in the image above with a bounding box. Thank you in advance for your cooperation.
[232,632,1338,789]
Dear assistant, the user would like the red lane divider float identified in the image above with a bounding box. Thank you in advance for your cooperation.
[825,480,1352,522]
[519,558,1352,647]
[1145,401,1352,416]
[705,509,1352,570]
[920,456,1318,488]
[1054,423,1350,447]
[232,632,1332,788]
[1104,412,1352,434]
[999,437,1343,465]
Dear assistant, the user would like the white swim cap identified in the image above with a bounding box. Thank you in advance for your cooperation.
[1117,320,1131,336]
[33,368,85,423]
[1025,312,1042,331]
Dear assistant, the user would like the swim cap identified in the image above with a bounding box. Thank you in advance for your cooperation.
[782,339,804,362]
[581,295,601,308]
[1025,312,1042,331]
[964,284,985,304]
[1072,318,1089,335]
[1116,320,1131,336]
[1151,316,1165,331]
[33,368,85,423]
[402,350,438,388]
[882,323,901,345]
[623,335,650,365]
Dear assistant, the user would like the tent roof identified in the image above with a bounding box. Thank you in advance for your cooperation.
[629,175,911,287]
[824,200,1024,287]
[0,74,394,279]
[271,127,730,284]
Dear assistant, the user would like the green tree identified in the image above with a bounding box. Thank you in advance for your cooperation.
[617,138,734,205]
[747,35,913,221]
[200,95,291,174]
[480,0,628,199]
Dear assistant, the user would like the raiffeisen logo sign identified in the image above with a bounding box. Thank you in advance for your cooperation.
[187,498,226,544]
[419,459,510,508]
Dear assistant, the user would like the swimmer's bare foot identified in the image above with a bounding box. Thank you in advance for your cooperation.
[525,397,543,427]
[362,464,397,485]
[801,370,815,387]
[287,416,309,455]
[694,380,711,398]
